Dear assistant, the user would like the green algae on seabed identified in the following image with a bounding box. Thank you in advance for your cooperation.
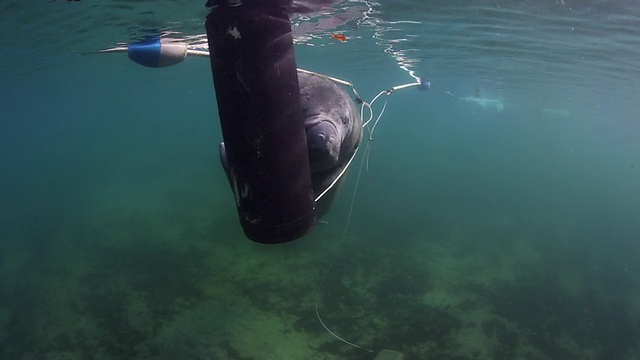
[1,194,638,360]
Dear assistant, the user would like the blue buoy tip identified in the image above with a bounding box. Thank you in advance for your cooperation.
[418,78,431,91]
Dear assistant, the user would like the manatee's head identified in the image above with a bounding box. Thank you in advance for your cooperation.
[307,120,341,171]
[299,71,361,171]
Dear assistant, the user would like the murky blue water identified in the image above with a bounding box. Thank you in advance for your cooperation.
[1,1,639,359]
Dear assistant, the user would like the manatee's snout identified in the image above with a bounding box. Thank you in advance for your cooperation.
[307,121,340,170]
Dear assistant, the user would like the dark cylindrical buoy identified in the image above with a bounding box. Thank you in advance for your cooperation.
[205,0,316,244]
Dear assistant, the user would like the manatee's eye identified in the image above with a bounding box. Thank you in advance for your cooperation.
[341,115,348,125]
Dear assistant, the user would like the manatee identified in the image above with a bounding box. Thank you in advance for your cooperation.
[219,71,362,219]
[298,71,362,217]
[299,71,362,172]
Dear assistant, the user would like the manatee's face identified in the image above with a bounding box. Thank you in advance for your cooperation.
[299,72,361,172]
[307,120,341,170]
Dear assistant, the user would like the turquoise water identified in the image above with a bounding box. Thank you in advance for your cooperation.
[1,1,639,359]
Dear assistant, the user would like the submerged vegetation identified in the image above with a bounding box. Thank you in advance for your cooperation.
[1,206,637,359]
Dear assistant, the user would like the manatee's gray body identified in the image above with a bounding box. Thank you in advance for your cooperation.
[220,71,362,219]
[299,72,362,172]
[298,71,362,217]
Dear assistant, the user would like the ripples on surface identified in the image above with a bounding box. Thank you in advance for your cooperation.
[375,1,640,97]
[2,0,639,97]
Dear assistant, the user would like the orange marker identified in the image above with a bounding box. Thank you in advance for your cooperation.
[331,33,347,42]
